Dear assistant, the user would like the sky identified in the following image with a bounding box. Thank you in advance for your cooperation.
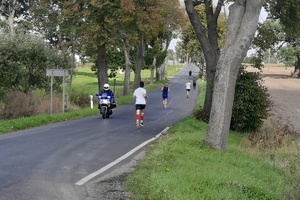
[168,6,268,57]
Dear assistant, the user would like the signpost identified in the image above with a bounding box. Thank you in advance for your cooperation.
[46,69,69,114]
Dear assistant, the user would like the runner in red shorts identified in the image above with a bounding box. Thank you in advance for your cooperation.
[133,81,148,128]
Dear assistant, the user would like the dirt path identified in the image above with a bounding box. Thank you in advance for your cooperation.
[247,66,300,134]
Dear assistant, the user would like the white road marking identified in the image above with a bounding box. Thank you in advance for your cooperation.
[167,97,176,106]
[75,127,170,186]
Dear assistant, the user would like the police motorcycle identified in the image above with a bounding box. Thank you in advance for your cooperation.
[96,83,116,119]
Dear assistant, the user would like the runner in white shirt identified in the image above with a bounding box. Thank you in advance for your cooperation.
[133,81,148,128]
[185,80,191,98]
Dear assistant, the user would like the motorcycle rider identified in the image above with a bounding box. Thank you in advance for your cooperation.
[100,83,113,96]
[98,83,116,108]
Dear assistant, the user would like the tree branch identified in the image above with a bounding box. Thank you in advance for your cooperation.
[184,0,212,55]
[213,0,225,22]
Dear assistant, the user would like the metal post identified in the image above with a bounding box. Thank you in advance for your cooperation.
[113,78,116,94]
[62,70,65,113]
[50,71,53,115]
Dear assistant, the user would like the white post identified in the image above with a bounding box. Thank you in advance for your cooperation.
[90,95,93,109]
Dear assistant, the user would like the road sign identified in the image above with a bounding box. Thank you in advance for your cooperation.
[46,69,69,114]
[46,69,69,77]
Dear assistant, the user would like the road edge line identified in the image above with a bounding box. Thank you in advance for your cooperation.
[75,127,170,186]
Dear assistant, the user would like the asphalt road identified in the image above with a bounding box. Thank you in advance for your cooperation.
[0,65,200,200]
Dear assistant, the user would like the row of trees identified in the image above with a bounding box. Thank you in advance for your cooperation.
[0,0,187,99]
[2,0,298,150]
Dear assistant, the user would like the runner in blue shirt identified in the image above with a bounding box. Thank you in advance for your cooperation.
[192,76,197,90]
[161,83,170,108]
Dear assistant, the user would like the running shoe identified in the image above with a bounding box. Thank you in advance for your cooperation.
[140,122,144,127]
[136,120,140,128]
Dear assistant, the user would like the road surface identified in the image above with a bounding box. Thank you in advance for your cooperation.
[0,65,200,200]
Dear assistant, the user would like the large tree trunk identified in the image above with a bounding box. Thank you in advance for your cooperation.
[133,35,145,90]
[97,43,108,93]
[184,0,221,119]
[150,56,157,84]
[156,63,166,81]
[155,65,161,81]
[292,55,300,78]
[205,0,262,150]
[123,41,132,95]
[67,45,76,109]
[6,0,17,34]
[161,64,166,79]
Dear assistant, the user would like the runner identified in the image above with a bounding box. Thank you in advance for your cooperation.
[161,83,170,108]
[192,76,197,90]
[133,81,148,128]
[185,80,191,98]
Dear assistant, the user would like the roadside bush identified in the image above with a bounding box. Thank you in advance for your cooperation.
[1,91,39,119]
[70,91,92,108]
[38,94,62,114]
[241,119,300,199]
[245,119,298,149]
[0,31,72,100]
[231,66,272,132]
[0,91,65,119]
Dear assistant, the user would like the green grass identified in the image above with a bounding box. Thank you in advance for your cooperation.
[71,65,183,97]
[0,65,183,134]
[125,119,287,199]
[125,81,294,200]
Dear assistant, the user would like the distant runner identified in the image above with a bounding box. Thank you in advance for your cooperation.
[185,80,191,98]
[192,77,197,90]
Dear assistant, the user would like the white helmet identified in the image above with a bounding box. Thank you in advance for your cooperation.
[104,83,109,91]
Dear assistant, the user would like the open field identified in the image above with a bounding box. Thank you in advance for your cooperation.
[247,65,300,134]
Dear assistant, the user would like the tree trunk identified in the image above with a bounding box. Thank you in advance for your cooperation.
[293,56,300,78]
[67,45,76,109]
[184,0,220,119]
[150,56,157,84]
[123,41,132,95]
[156,64,166,81]
[161,64,166,80]
[7,0,17,34]
[205,0,262,150]
[97,43,108,93]
[156,65,162,81]
[133,35,145,90]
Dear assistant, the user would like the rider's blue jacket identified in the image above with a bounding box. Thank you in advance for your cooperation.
[99,89,115,103]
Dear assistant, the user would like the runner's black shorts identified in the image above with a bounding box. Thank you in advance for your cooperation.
[135,104,146,110]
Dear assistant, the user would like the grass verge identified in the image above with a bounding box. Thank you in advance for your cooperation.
[125,81,298,199]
